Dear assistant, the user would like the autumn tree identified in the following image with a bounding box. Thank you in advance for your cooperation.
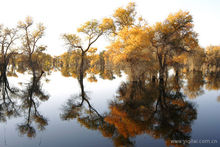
[107,26,153,81]
[15,17,49,138]
[0,25,19,120]
[62,18,115,99]
[62,18,114,76]
[104,2,155,81]
[206,46,220,72]
[0,25,18,78]
[62,20,102,83]
[18,16,47,76]
[148,10,198,81]
[59,50,82,77]
[102,2,142,34]
[98,51,117,80]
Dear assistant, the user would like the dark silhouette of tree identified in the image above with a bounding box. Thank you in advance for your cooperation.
[0,25,18,77]
[0,72,19,122]
[60,65,198,147]
[62,19,109,83]
[105,76,197,147]
[18,16,47,75]
[148,10,198,82]
[60,73,134,147]
[17,70,49,138]
[0,26,19,121]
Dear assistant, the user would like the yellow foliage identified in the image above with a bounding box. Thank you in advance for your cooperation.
[88,47,97,54]
[100,18,116,32]
[107,26,150,65]
[87,75,97,82]
[113,2,136,28]
[104,106,144,138]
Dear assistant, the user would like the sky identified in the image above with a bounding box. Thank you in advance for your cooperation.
[0,0,219,55]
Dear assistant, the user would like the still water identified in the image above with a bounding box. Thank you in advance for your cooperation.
[0,71,220,147]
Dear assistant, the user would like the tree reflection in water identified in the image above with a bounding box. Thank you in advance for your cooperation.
[0,3,219,146]
[61,70,198,147]
[17,71,49,138]
[0,70,49,138]
[0,71,19,122]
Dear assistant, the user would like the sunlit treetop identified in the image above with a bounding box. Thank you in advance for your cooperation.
[63,19,108,53]
[0,25,18,55]
[18,16,33,28]
[99,18,116,35]
[18,16,46,55]
[99,2,147,38]
[77,20,101,36]
[113,2,136,29]
[166,10,193,29]
[62,34,82,50]
[149,10,198,49]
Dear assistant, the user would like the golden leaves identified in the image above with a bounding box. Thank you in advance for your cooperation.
[166,10,192,27]
[107,26,150,65]
[99,18,116,34]
[88,47,97,54]
[77,19,101,35]
[104,106,143,138]
[18,16,33,28]
[32,23,45,38]
[62,33,81,48]
[113,2,136,28]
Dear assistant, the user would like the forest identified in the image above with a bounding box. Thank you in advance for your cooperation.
[0,2,220,147]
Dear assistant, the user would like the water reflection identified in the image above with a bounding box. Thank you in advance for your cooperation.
[1,53,220,146]
[184,71,205,99]
[0,69,19,122]
[205,71,220,91]
[0,65,49,138]
[61,68,200,147]
[0,67,219,146]
[0,20,51,138]
[60,78,103,121]
[18,70,49,138]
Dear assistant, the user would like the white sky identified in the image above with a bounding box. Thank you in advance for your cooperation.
[0,0,219,55]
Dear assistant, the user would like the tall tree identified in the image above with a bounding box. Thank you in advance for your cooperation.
[18,16,46,75]
[0,25,19,119]
[105,2,152,81]
[206,46,220,72]
[148,10,198,81]
[62,18,112,92]
[0,25,18,79]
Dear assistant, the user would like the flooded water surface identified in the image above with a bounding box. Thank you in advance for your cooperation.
[0,70,220,147]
